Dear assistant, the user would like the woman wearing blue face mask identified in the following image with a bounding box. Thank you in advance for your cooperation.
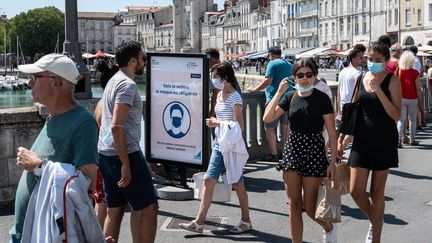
[338,37,402,243]
[179,62,252,234]
[263,58,338,243]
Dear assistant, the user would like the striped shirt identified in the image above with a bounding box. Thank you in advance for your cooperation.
[215,91,242,138]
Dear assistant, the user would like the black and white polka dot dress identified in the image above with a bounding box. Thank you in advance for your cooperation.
[276,131,329,177]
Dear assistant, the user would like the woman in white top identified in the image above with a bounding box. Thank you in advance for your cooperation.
[179,62,252,234]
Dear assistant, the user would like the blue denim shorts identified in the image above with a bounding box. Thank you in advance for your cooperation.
[205,143,243,183]
[99,150,157,210]
[265,110,289,128]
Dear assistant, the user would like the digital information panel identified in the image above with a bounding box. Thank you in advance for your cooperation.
[146,53,209,168]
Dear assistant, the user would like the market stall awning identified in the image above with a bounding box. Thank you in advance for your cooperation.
[325,49,346,56]
[418,45,432,52]
[239,51,268,60]
[90,50,115,58]
[282,48,314,56]
[93,50,107,58]
[224,53,248,58]
[417,51,432,57]
[82,53,93,59]
[295,47,332,59]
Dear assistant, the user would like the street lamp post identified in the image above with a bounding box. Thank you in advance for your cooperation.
[64,0,92,99]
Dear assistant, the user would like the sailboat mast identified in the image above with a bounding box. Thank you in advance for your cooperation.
[4,28,6,76]
[54,33,59,53]
[16,35,19,77]
[8,36,11,71]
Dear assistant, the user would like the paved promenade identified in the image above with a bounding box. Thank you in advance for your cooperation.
[1,122,431,242]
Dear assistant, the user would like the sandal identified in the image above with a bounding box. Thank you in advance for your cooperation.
[179,220,204,233]
[229,220,252,234]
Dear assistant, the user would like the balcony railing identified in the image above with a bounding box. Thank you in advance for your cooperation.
[298,10,318,18]
[297,29,315,37]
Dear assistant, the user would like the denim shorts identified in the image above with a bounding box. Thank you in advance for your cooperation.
[99,150,157,210]
[265,110,289,128]
[205,143,243,183]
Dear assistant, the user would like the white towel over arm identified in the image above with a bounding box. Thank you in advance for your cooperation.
[218,121,249,184]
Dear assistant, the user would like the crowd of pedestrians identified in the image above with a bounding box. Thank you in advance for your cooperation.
[8,35,430,243]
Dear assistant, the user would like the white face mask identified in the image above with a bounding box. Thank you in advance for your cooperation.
[294,83,314,93]
[211,78,225,90]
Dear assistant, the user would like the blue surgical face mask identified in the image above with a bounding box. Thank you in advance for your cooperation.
[367,60,384,73]
[294,83,314,93]
[211,78,225,90]
[171,117,182,128]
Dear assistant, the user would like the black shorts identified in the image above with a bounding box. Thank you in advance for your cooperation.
[99,151,157,210]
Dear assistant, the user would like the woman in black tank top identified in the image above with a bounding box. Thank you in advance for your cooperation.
[338,38,401,243]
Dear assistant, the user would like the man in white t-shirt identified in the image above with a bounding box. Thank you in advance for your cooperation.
[336,48,364,131]
[409,46,422,74]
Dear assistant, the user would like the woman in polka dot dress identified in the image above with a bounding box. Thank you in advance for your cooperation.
[264,58,338,243]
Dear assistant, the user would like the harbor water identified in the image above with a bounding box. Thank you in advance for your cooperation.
[0,83,146,109]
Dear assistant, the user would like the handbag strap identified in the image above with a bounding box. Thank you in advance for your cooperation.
[290,90,297,108]
[350,72,364,102]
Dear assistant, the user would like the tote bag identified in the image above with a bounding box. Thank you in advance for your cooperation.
[193,172,231,202]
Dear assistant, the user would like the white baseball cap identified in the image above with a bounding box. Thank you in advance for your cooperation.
[18,53,80,84]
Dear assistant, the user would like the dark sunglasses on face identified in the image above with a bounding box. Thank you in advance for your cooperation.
[295,72,314,79]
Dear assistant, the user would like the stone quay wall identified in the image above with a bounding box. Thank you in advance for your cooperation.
[0,107,45,205]
[0,100,100,206]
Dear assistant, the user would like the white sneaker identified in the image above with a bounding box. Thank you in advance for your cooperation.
[323,223,337,243]
[365,223,373,243]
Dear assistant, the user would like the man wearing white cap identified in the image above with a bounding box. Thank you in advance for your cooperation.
[10,53,99,243]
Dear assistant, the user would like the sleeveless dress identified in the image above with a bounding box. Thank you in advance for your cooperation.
[348,73,399,170]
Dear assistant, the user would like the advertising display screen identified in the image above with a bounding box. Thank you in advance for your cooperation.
[146,53,209,168]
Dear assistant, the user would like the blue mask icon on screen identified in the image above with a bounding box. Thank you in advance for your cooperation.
[172,117,182,128]
[165,103,187,139]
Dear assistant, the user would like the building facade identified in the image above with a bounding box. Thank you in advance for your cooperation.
[386,0,399,43]
[113,23,136,50]
[269,0,285,49]
[223,1,242,54]
[0,15,7,23]
[76,1,432,56]
[239,0,258,52]
[400,0,431,46]
[335,0,353,50]
[201,12,225,51]
[298,0,318,48]
[78,12,119,53]
[424,0,432,45]
[318,0,381,49]
[256,0,272,51]
[155,23,174,52]
[371,0,386,43]
[126,6,173,51]
[286,0,300,48]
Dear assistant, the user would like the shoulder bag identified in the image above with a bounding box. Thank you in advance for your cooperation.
[339,73,364,135]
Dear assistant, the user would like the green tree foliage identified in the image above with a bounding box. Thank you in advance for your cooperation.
[0,22,9,54]
[8,6,64,58]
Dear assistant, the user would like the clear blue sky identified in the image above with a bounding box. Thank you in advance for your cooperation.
[1,0,225,18]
